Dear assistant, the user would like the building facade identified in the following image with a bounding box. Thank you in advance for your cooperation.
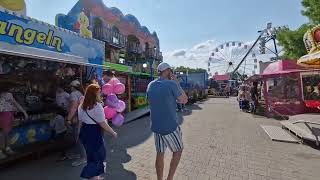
[56,0,162,74]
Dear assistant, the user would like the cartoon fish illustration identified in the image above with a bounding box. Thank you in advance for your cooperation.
[0,0,26,15]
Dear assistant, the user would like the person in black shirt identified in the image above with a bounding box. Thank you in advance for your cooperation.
[250,82,259,113]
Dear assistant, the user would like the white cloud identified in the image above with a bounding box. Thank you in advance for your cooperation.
[163,40,217,70]
[163,39,282,75]
[171,49,187,57]
[192,40,216,51]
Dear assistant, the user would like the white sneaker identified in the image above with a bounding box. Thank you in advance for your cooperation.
[0,150,7,159]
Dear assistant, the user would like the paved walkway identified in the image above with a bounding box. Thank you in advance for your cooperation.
[1,98,320,180]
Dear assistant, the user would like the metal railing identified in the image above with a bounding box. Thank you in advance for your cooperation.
[127,42,142,54]
[145,48,163,60]
[93,27,163,60]
[93,27,127,48]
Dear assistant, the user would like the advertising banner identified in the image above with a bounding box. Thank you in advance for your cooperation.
[0,11,105,66]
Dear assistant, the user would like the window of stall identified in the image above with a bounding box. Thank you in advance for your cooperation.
[0,54,90,150]
[301,72,320,101]
[266,75,300,101]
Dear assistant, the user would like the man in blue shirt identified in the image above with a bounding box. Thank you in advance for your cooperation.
[147,62,188,180]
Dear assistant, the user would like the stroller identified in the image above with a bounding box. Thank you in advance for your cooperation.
[238,84,250,111]
[239,99,249,111]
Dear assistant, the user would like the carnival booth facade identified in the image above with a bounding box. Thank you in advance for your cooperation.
[0,10,105,161]
[260,60,320,117]
[55,0,163,113]
[297,24,320,110]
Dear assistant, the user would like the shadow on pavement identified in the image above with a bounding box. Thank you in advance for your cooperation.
[0,116,152,180]
[188,103,203,111]
[176,103,203,124]
[103,116,152,180]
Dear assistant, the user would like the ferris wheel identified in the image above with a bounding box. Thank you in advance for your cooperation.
[208,41,258,78]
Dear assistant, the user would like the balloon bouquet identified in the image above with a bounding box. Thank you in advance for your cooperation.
[102,77,126,127]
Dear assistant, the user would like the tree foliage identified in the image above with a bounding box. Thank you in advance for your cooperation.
[277,24,310,59]
[301,0,320,24]
[277,0,320,59]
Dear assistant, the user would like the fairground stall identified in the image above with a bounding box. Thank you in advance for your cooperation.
[258,60,320,117]
[130,72,151,110]
[177,71,209,102]
[275,26,320,146]
[297,24,320,110]
[0,9,105,162]
[55,0,163,114]
[209,74,235,97]
[102,63,133,112]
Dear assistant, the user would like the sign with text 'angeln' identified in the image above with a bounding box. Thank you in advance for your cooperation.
[0,10,105,65]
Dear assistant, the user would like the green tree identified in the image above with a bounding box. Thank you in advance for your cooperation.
[301,0,320,24]
[277,24,310,59]
[277,0,320,59]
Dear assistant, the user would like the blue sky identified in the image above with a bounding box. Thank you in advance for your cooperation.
[26,0,308,51]
[25,0,308,70]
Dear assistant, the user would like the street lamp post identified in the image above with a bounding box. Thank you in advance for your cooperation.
[150,46,157,81]
[149,59,154,80]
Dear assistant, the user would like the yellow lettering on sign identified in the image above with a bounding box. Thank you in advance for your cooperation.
[23,29,37,45]
[2,19,66,53]
[46,30,53,46]
[0,21,8,35]
[36,32,47,44]
[52,37,62,52]
[8,24,23,43]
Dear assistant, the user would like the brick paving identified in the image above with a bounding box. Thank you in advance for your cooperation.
[1,98,320,180]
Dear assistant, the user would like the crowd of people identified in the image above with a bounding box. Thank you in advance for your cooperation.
[49,63,187,180]
[237,82,259,113]
[0,61,188,180]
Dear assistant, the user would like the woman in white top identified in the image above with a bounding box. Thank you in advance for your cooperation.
[78,84,117,180]
[0,86,28,159]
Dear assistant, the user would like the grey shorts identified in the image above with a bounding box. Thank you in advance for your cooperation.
[154,127,184,153]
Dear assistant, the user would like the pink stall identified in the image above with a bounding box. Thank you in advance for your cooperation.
[260,60,320,117]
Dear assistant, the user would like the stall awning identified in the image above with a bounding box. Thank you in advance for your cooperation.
[103,62,133,72]
[0,11,105,67]
[130,72,152,76]
[245,74,262,82]
[0,42,104,68]
[262,60,308,76]
[212,74,230,81]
